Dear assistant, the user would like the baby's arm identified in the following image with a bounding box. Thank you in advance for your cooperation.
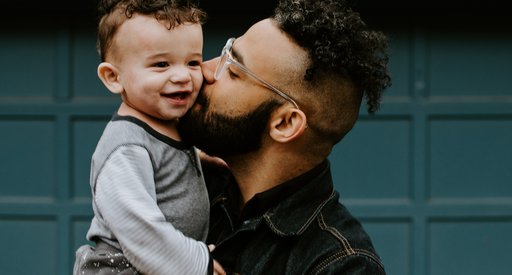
[94,144,211,274]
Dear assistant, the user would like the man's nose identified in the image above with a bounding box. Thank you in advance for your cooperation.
[201,57,220,84]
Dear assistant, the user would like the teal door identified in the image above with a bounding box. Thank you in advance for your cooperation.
[1,2,510,274]
[329,11,512,275]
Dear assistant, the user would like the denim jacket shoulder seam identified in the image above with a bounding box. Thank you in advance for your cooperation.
[296,190,337,234]
[356,249,385,269]
[317,212,355,254]
[310,249,385,274]
[264,189,337,236]
[310,250,351,275]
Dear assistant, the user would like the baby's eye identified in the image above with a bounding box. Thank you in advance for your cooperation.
[188,60,201,67]
[153,62,169,68]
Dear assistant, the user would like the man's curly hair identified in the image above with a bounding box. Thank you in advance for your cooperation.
[97,0,206,61]
[273,0,391,113]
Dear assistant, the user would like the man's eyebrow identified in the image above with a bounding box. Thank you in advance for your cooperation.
[231,44,245,65]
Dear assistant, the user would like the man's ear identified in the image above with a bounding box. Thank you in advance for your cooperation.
[97,62,123,94]
[269,107,307,143]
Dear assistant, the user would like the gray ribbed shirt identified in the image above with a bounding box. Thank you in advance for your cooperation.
[86,115,210,274]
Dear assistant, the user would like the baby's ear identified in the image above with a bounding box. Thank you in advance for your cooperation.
[97,62,123,94]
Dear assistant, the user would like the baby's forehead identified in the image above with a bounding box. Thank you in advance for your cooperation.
[109,19,202,60]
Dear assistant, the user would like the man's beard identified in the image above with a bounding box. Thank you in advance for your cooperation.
[178,92,280,158]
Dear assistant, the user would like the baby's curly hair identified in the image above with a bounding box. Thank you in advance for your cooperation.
[97,0,206,61]
[273,0,391,113]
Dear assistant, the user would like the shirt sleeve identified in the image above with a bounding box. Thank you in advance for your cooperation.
[94,144,210,275]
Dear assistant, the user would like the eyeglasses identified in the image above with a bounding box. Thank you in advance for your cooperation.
[214,38,300,109]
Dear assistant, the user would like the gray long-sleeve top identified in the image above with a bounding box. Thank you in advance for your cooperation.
[86,115,210,274]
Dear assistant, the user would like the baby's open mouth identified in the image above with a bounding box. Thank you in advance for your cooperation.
[164,92,189,100]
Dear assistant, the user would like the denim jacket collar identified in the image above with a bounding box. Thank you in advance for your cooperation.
[255,160,336,236]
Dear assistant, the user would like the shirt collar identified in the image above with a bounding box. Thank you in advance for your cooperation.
[209,159,336,235]
[240,160,330,222]
[261,160,336,236]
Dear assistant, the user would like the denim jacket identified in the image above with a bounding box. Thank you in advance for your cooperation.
[205,160,386,275]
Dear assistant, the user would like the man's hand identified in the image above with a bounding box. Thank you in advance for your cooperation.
[197,149,228,169]
[209,244,226,275]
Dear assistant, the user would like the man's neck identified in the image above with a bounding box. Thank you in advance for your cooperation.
[225,148,323,205]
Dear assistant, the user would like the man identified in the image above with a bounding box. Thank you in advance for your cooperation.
[179,0,391,274]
